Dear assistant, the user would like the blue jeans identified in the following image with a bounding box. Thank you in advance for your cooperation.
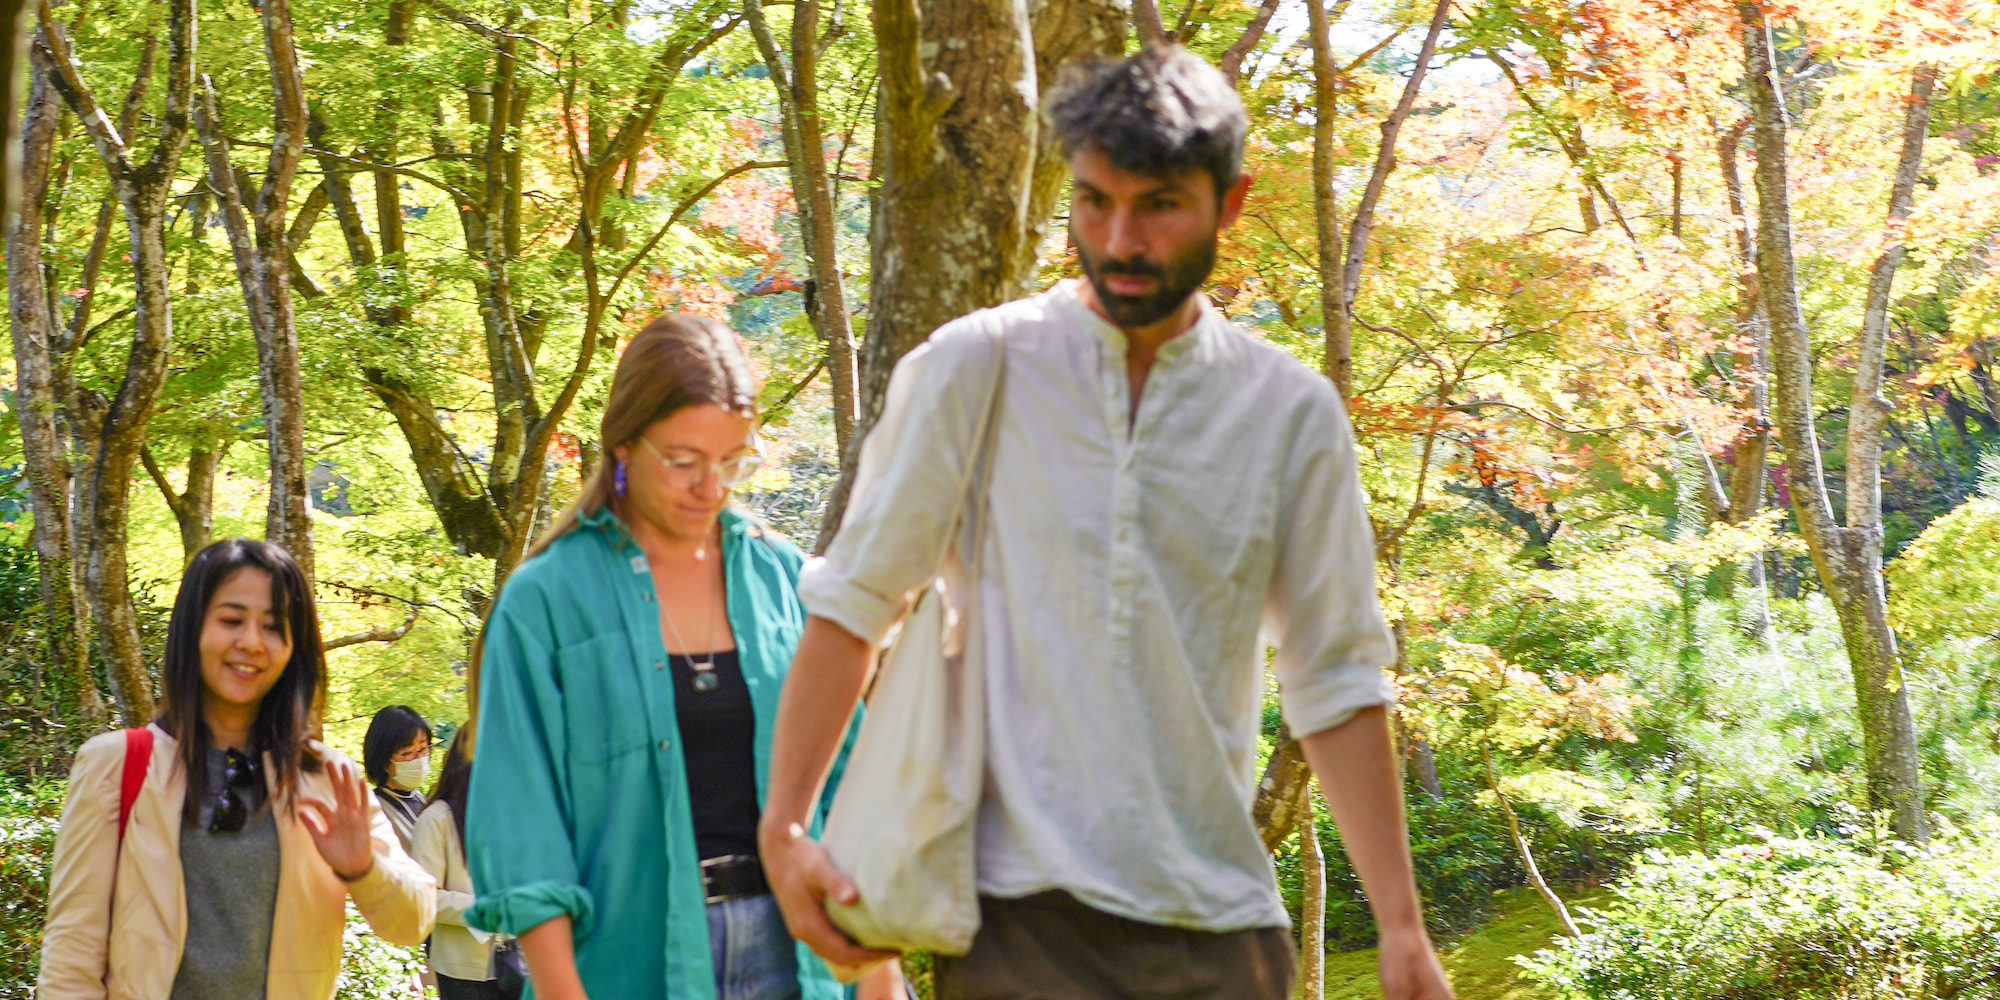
[706,893,802,1000]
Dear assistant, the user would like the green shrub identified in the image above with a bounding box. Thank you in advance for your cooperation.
[336,902,430,999]
[1519,823,2000,1000]
[0,780,62,999]
[1276,770,1649,951]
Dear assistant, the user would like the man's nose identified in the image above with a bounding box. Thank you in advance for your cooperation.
[1105,205,1146,260]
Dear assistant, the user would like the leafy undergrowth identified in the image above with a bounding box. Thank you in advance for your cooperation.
[1324,887,1605,1000]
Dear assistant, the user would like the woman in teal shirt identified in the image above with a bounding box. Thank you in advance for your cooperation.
[464,314,895,1000]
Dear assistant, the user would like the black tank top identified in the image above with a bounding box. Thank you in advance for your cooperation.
[669,650,760,860]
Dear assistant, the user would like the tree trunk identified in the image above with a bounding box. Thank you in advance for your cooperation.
[1484,745,1579,937]
[306,110,509,559]
[1217,0,1282,87]
[1738,4,1928,843]
[37,0,197,725]
[1324,0,1450,401]
[6,61,105,726]
[1296,784,1325,1000]
[0,0,26,225]
[1716,115,1775,645]
[745,0,857,452]
[142,444,224,562]
[195,0,313,579]
[817,0,1122,547]
[1254,726,1316,851]
[1260,0,1448,836]
[1307,0,1343,395]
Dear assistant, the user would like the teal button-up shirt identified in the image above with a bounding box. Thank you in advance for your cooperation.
[465,504,853,999]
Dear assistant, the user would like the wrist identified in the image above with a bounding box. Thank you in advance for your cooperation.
[335,855,376,883]
[758,816,808,856]
[1376,915,1430,942]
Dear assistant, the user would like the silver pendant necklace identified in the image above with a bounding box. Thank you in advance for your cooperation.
[660,541,721,693]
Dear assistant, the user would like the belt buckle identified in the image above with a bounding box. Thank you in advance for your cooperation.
[701,854,752,905]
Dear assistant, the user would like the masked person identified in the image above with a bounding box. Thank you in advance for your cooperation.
[464,314,899,1000]
[760,46,1455,1000]
[38,539,436,1000]
[365,704,434,851]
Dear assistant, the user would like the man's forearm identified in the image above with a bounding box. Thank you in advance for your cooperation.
[761,616,876,839]
[1299,705,1425,934]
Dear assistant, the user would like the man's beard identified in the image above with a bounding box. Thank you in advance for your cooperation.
[1074,229,1218,329]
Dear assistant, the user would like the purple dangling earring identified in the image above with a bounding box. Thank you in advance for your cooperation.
[614,458,628,497]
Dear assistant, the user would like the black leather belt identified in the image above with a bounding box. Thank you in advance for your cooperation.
[701,854,769,904]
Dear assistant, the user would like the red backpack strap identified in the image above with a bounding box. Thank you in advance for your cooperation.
[118,726,153,846]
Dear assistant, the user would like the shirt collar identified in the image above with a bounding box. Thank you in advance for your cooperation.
[577,502,755,548]
[1054,278,1219,364]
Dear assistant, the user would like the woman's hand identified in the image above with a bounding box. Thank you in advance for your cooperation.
[299,759,376,881]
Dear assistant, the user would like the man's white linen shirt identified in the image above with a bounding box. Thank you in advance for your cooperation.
[799,279,1396,933]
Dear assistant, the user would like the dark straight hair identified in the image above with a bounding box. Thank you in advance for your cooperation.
[159,538,326,818]
[362,704,432,788]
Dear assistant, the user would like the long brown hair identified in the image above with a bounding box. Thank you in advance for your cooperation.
[527,312,758,561]
[159,538,326,817]
[469,314,758,728]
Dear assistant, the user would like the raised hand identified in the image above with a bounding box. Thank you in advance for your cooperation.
[300,758,376,881]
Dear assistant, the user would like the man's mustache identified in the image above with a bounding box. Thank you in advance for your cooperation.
[1093,256,1165,279]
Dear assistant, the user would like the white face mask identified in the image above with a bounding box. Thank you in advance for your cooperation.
[389,756,429,792]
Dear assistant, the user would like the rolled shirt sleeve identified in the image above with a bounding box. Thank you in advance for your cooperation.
[799,315,1003,644]
[1263,381,1398,738]
[465,576,597,941]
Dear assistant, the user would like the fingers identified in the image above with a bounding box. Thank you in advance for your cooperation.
[787,897,899,967]
[297,797,332,839]
[804,846,862,908]
[767,837,898,967]
[330,760,366,817]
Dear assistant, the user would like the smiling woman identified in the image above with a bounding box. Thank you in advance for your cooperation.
[36,539,437,1000]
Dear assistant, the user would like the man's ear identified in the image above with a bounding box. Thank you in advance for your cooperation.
[1218,172,1253,230]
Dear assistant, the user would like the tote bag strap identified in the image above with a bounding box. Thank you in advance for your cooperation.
[924,313,1009,586]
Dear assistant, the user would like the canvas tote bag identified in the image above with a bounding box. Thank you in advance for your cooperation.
[820,318,1007,961]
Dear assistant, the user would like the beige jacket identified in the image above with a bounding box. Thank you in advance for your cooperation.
[37,724,438,1000]
[410,801,503,982]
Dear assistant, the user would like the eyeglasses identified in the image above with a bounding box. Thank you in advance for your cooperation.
[391,740,442,763]
[209,748,257,834]
[638,436,763,490]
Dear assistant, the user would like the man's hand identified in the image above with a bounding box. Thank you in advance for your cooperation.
[1378,924,1454,1000]
[761,820,901,969]
[1301,707,1455,1000]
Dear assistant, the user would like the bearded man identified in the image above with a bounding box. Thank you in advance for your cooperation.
[760,44,1456,1000]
